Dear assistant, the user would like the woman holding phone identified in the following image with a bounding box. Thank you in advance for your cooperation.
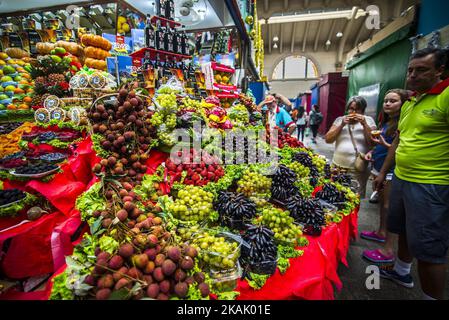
[325,96,376,198]
[362,89,410,263]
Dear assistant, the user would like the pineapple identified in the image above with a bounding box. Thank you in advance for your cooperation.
[31,94,42,107]
[31,93,51,107]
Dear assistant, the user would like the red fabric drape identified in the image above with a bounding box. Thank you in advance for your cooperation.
[236,209,358,300]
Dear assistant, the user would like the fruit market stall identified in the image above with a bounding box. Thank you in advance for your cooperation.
[0,82,360,300]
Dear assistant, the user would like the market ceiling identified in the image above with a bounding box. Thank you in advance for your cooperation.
[259,0,419,66]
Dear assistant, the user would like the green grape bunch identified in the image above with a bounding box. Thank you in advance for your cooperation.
[168,186,215,222]
[192,231,240,269]
[256,207,303,245]
[236,170,272,198]
[287,162,310,179]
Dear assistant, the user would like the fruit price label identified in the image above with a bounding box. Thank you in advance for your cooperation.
[44,96,60,110]
[35,109,50,123]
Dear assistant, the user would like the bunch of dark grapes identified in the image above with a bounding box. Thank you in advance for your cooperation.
[315,183,347,209]
[270,165,299,202]
[324,164,331,179]
[240,225,277,275]
[215,191,257,230]
[293,152,320,187]
[332,173,352,187]
[286,194,325,236]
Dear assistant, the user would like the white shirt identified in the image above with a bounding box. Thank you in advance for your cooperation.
[331,115,376,169]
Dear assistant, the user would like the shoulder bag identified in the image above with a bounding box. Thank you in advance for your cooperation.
[348,125,368,172]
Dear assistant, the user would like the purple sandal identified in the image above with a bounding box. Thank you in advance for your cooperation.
[362,249,395,264]
[360,231,386,243]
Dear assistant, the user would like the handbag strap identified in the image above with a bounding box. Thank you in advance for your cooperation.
[348,125,359,155]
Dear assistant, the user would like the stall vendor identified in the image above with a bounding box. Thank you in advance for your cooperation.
[259,95,296,134]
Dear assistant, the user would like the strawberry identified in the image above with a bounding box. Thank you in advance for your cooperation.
[196,168,202,173]
[192,174,200,181]
[207,172,215,180]
[200,170,207,177]
[177,165,183,172]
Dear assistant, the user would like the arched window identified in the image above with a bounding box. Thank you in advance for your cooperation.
[272,55,319,80]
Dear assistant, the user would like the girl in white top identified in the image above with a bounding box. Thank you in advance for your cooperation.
[325,96,377,198]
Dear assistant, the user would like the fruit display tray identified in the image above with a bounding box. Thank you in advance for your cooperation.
[9,166,60,179]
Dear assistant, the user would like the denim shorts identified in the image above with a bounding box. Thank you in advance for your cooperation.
[388,175,449,264]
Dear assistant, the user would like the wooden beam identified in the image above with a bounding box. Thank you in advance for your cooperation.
[324,0,331,7]
[394,0,405,18]
[326,19,337,51]
[314,20,323,52]
[337,7,359,64]
[291,22,297,53]
[302,22,310,52]
[284,0,289,11]
[346,6,416,62]
[264,0,269,13]
[353,17,366,48]
[280,24,284,53]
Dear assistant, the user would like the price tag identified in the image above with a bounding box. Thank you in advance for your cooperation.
[43,95,60,110]
[50,108,66,121]
[35,109,50,123]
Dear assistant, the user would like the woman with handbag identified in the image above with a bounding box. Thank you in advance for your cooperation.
[324,96,376,198]
[361,89,410,263]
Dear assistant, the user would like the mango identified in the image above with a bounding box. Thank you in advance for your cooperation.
[2,65,15,75]
[50,55,62,63]
[1,76,12,82]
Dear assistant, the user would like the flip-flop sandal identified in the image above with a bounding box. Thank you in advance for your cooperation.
[360,231,386,243]
[362,249,395,264]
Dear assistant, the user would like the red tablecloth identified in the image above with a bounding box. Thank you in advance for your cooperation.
[236,208,358,300]
[3,137,100,216]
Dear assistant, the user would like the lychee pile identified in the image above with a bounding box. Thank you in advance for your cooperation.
[87,243,210,300]
[89,89,154,184]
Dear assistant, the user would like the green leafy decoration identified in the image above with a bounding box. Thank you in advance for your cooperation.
[216,291,240,300]
[49,271,74,300]
[246,273,270,290]
[75,182,106,224]
[91,134,111,159]
[98,235,119,254]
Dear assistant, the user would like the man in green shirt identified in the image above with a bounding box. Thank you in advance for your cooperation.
[374,48,449,300]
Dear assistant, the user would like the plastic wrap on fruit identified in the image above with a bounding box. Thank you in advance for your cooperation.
[205,96,221,107]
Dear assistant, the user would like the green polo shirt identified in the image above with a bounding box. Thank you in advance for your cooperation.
[395,79,449,185]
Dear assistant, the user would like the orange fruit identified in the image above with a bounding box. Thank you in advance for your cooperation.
[18,104,29,110]
[14,88,25,94]
[26,88,34,93]
[23,96,32,103]
[19,80,29,85]
[21,73,31,79]
[7,104,16,110]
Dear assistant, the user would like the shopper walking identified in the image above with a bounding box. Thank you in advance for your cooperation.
[295,106,307,141]
[324,96,376,198]
[361,89,409,263]
[373,48,449,300]
[309,105,323,143]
